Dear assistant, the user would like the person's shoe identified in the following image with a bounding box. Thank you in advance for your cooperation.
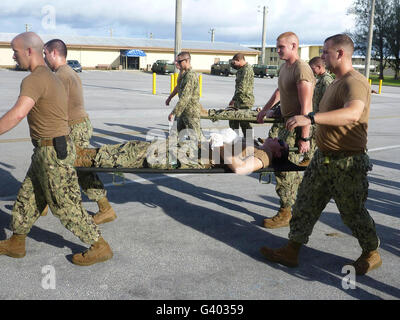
[74,147,98,167]
[298,159,310,167]
[263,207,292,229]
[260,240,302,268]
[71,237,113,266]
[352,250,382,275]
[93,197,117,225]
[0,234,27,258]
[41,205,49,216]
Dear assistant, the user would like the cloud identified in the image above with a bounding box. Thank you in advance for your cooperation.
[0,0,355,44]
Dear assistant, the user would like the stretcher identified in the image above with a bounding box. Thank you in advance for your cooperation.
[75,161,305,174]
[200,115,283,123]
[76,161,306,186]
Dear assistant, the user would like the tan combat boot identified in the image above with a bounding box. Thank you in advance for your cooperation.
[263,207,292,229]
[93,197,117,225]
[41,205,49,216]
[260,240,302,268]
[72,237,113,266]
[0,234,27,258]
[74,147,98,167]
[298,159,310,167]
[352,250,382,275]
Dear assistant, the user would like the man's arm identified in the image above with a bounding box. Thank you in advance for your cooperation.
[220,144,264,175]
[166,86,178,106]
[286,100,366,130]
[296,80,314,153]
[170,72,197,118]
[0,96,35,135]
[257,89,280,123]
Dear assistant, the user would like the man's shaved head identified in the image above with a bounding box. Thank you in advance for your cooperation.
[324,34,354,55]
[277,32,299,46]
[12,32,44,54]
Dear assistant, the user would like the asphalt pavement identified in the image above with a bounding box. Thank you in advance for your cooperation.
[0,69,399,303]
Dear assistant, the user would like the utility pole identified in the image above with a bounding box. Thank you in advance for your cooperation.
[174,0,182,73]
[260,6,268,65]
[209,28,215,42]
[364,0,376,79]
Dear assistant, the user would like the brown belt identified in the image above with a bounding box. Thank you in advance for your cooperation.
[31,136,69,148]
[68,117,88,126]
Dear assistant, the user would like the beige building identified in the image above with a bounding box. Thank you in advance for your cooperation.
[0,33,259,72]
[247,44,323,66]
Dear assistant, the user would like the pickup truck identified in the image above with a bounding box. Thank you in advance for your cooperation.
[252,64,278,78]
[151,60,175,74]
[210,60,237,76]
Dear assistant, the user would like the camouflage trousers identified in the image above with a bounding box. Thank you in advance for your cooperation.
[94,139,205,170]
[12,139,100,244]
[289,150,379,252]
[176,114,203,142]
[70,118,107,202]
[268,122,303,208]
[228,107,254,138]
[207,108,259,122]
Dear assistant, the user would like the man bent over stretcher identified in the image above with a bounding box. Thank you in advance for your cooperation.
[75,131,289,176]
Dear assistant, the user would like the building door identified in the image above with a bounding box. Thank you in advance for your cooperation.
[127,57,139,70]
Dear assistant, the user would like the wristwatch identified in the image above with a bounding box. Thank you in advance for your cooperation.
[299,136,311,142]
[307,112,316,125]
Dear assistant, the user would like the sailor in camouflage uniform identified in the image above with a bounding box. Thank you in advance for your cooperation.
[43,39,116,225]
[300,56,334,165]
[260,34,381,276]
[0,32,112,267]
[229,53,255,137]
[167,52,203,142]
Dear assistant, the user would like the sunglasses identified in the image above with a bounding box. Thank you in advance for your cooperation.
[176,58,187,64]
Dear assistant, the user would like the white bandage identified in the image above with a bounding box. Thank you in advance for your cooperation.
[209,128,241,150]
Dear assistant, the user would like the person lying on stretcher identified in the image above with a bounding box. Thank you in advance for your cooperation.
[75,129,289,176]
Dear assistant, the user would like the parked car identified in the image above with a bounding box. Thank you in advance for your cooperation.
[151,60,175,74]
[253,64,278,78]
[210,60,237,76]
[67,60,82,72]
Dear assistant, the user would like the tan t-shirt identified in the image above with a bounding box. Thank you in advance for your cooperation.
[56,64,88,121]
[316,70,370,153]
[19,65,69,139]
[278,59,315,118]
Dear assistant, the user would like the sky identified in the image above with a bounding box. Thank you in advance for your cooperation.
[0,0,356,45]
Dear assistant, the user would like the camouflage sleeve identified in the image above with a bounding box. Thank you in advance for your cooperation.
[320,75,334,96]
[172,72,198,117]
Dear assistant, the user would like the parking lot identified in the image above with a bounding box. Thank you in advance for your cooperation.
[0,69,399,302]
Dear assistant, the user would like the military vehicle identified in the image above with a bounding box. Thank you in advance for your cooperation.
[151,60,175,74]
[210,60,237,76]
[252,64,278,78]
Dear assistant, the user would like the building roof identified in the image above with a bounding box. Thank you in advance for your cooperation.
[0,32,258,54]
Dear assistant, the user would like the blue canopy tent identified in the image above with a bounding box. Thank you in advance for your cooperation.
[122,49,146,69]
[123,49,147,57]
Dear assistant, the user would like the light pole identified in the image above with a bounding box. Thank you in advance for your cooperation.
[259,6,268,65]
[174,0,182,73]
[364,0,376,79]
[209,28,215,42]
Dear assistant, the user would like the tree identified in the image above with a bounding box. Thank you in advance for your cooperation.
[348,0,392,79]
[387,0,400,79]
